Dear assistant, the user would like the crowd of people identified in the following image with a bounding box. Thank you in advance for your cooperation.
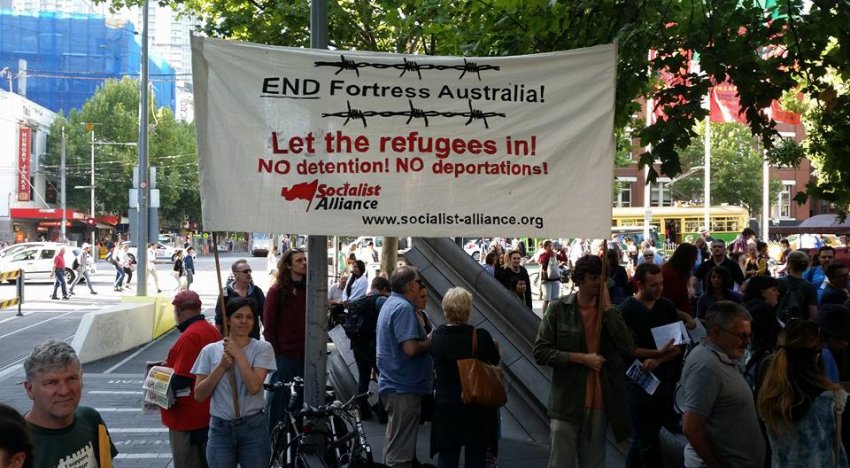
[10,228,850,468]
[528,226,850,468]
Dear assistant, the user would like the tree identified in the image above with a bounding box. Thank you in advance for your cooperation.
[672,121,782,218]
[96,0,849,212]
[42,78,200,226]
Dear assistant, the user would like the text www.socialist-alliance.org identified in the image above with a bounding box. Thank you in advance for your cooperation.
[362,213,544,230]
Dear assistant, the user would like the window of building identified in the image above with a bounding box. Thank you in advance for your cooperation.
[650,181,672,207]
[614,181,632,208]
[771,180,795,220]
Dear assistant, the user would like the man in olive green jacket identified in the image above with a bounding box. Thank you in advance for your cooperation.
[533,254,635,468]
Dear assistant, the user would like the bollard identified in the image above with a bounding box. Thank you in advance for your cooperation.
[17,270,24,316]
[0,268,24,316]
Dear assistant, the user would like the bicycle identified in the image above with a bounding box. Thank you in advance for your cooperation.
[267,378,376,468]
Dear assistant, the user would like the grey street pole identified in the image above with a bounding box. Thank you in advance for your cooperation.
[136,0,150,296]
[60,127,66,242]
[90,129,96,253]
[303,0,328,410]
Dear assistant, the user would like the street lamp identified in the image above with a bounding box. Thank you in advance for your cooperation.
[78,125,136,257]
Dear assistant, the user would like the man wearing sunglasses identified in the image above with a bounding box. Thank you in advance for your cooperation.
[214,259,266,339]
[680,301,764,468]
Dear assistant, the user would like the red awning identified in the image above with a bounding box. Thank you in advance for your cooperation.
[96,214,120,225]
[10,208,85,220]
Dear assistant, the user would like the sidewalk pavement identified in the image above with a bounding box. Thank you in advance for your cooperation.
[359,417,550,467]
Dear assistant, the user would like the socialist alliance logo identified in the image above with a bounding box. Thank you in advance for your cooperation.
[280,179,382,212]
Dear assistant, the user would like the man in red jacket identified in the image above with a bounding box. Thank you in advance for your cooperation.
[161,290,222,468]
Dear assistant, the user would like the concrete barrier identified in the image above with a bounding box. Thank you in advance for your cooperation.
[121,294,176,339]
[70,294,176,364]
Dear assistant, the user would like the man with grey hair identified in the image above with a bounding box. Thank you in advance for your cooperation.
[23,340,117,467]
[376,266,433,468]
[680,301,765,468]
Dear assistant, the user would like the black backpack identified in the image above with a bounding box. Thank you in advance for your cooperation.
[343,294,385,341]
[776,276,803,327]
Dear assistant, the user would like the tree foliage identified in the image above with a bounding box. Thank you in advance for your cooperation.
[673,121,781,217]
[42,78,199,224]
[96,0,850,212]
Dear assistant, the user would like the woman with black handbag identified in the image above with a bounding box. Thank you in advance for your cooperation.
[429,287,501,468]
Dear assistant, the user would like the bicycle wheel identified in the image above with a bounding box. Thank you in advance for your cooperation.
[529,271,540,289]
[348,448,374,468]
[271,420,300,468]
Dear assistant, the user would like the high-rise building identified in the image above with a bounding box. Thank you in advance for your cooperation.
[0,10,176,113]
[5,0,196,118]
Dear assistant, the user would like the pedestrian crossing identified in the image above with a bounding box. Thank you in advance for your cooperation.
[83,373,175,467]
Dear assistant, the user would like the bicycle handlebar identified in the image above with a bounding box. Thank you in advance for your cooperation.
[263,375,307,392]
[299,391,372,418]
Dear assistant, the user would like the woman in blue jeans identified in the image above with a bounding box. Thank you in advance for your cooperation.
[192,297,277,468]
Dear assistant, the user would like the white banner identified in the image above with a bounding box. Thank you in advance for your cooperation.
[192,37,616,237]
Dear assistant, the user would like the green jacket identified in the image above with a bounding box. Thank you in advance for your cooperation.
[532,293,636,442]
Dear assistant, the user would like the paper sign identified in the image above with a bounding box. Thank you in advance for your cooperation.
[651,321,691,350]
[626,359,661,395]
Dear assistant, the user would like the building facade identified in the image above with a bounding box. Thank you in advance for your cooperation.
[0,10,176,114]
[613,118,831,232]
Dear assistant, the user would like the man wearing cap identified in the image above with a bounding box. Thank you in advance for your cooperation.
[698,226,714,243]
[68,243,97,295]
[161,290,222,468]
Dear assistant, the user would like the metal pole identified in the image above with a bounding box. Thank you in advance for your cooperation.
[703,116,711,229]
[60,127,66,242]
[91,129,96,256]
[762,150,769,241]
[311,0,328,50]
[643,96,652,244]
[136,0,150,296]
[303,0,328,415]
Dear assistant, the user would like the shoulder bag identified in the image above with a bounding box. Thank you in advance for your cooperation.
[456,328,507,408]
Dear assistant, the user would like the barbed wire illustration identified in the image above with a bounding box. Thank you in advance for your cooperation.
[321,99,506,129]
[314,55,500,81]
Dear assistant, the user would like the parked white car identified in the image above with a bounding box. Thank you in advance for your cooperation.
[463,238,485,263]
[0,243,88,284]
